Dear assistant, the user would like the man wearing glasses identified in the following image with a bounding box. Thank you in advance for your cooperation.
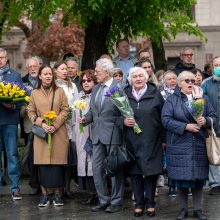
[173,47,196,76]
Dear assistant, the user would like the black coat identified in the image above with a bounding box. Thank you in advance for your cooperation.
[124,83,164,176]
[173,62,196,76]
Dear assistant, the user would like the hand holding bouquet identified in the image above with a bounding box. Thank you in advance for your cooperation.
[105,85,142,134]
[43,111,57,157]
[72,99,87,133]
[189,98,205,127]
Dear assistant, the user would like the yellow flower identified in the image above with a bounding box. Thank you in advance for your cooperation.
[72,99,87,111]
[24,96,30,102]
[43,111,57,120]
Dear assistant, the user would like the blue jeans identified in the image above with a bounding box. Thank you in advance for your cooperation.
[209,165,220,188]
[0,125,20,192]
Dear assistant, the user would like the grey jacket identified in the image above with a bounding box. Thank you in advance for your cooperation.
[84,79,123,145]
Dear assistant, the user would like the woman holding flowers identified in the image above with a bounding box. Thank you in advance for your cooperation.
[54,61,78,199]
[73,69,98,205]
[162,71,216,220]
[124,67,164,217]
[27,65,69,207]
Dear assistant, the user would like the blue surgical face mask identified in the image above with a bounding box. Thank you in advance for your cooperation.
[213,67,220,77]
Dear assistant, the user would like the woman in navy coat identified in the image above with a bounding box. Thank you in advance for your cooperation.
[162,71,216,220]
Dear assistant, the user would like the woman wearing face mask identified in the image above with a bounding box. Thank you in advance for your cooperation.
[73,69,99,205]
[162,71,216,220]
[27,65,69,207]
[54,61,78,199]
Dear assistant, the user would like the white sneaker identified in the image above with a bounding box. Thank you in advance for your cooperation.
[157,175,165,187]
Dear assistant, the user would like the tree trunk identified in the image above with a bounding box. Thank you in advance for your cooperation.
[81,17,112,70]
[152,37,167,71]
[0,1,9,41]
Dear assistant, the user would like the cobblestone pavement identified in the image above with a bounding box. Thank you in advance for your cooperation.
[0,177,220,220]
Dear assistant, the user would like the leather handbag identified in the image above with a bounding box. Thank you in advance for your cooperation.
[32,125,48,140]
[104,124,135,177]
[206,118,220,165]
[32,90,55,140]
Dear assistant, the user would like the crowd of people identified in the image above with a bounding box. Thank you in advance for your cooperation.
[0,39,220,220]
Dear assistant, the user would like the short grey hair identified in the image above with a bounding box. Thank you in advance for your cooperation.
[0,48,7,57]
[177,71,195,85]
[65,57,79,68]
[164,70,177,82]
[25,56,40,68]
[127,67,149,85]
[180,47,193,56]
[96,58,114,75]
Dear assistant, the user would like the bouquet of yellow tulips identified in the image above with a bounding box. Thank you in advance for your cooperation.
[0,81,31,103]
[43,111,57,157]
[72,99,87,133]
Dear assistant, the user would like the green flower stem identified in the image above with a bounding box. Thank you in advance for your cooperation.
[133,123,142,134]
[47,119,52,157]
[79,109,84,133]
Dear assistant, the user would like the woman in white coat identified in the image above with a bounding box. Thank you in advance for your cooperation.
[54,61,78,199]
[73,69,98,205]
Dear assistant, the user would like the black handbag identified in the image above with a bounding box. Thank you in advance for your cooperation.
[31,90,55,140]
[104,124,135,177]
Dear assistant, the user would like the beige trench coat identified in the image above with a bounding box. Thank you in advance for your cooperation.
[27,86,69,164]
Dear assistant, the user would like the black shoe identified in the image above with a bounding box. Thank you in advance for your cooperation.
[82,195,98,205]
[91,203,109,212]
[147,209,156,217]
[53,192,63,206]
[38,194,49,207]
[105,205,121,213]
[11,190,22,200]
[176,208,188,220]
[193,210,207,220]
[208,186,220,195]
[134,209,143,217]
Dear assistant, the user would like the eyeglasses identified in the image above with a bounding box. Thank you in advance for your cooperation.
[82,79,92,83]
[184,79,195,84]
[182,54,193,57]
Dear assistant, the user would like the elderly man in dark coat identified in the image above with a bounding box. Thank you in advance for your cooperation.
[124,67,164,218]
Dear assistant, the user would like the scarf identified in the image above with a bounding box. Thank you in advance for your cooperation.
[0,64,10,81]
[132,84,147,101]
[160,78,175,100]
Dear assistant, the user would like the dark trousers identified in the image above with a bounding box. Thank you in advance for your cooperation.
[26,132,39,189]
[131,174,158,209]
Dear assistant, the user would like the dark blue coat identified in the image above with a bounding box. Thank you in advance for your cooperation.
[161,87,216,180]
[0,68,22,125]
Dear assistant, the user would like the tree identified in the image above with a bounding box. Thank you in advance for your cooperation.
[23,12,85,61]
[0,0,205,69]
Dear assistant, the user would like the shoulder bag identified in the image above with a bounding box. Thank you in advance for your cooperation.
[206,117,220,165]
[32,90,55,140]
[104,123,135,177]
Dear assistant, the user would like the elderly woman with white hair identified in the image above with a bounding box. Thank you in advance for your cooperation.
[162,71,216,220]
[124,67,164,217]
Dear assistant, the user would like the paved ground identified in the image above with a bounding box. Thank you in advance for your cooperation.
[1,177,220,220]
